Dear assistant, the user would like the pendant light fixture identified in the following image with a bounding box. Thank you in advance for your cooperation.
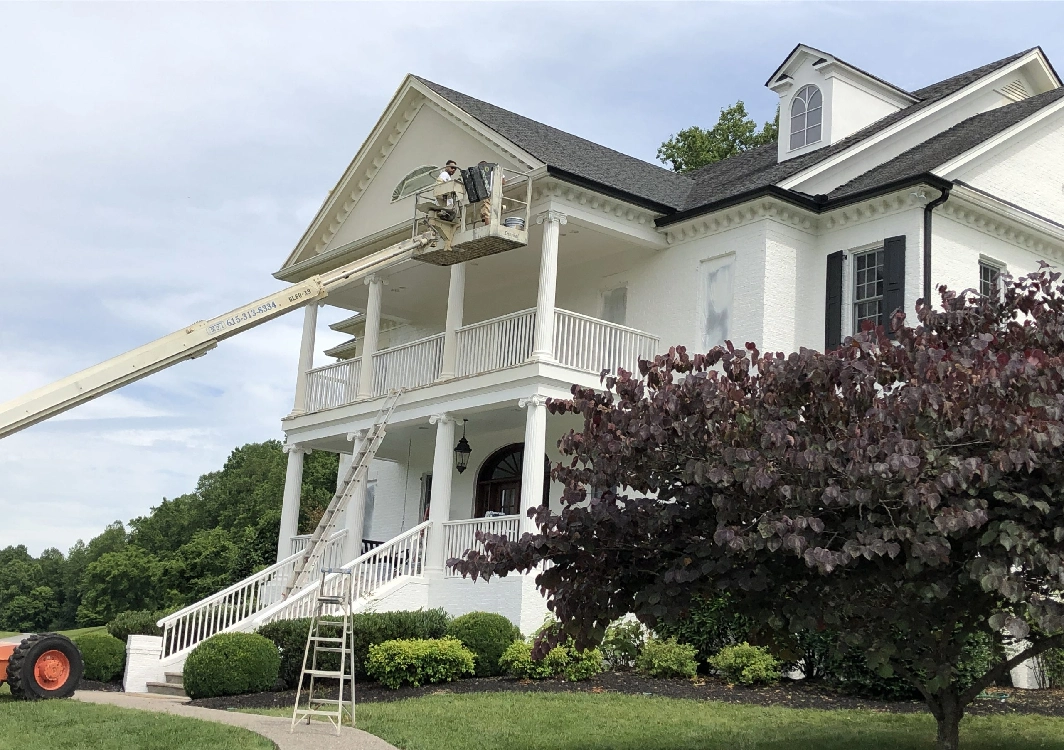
[454,419,472,473]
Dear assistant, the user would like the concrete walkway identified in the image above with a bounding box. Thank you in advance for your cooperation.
[74,691,398,750]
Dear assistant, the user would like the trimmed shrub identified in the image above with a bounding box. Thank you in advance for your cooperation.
[446,611,521,677]
[709,643,781,685]
[183,632,280,699]
[601,620,645,671]
[107,610,165,642]
[366,638,474,689]
[499,639,604,681]
[73,632,126,682]
[636,638,699,679]
[653,595,751,671]
[257,608,451,688]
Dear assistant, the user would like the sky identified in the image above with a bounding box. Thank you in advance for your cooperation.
[2,1,1062,556]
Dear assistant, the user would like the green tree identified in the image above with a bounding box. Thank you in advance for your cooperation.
[162,528,240,606]
[657,101,778,173]
[77,545,163,625]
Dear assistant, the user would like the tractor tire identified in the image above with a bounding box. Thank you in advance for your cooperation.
[8,633,83,700]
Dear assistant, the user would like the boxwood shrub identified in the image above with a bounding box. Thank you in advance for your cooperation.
[107,610,166,642]
[366,637,474,689]
[183,632,280,699]
[257,608,451,688]
[73,632,126,682]
[446,611,521,677]
[635,637,699,678]
[499,640,604,681]
[709,643,781,685]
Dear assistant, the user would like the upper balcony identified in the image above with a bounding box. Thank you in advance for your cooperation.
[302,307,659,412]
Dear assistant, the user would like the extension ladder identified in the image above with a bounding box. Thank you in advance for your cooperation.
[282,389,402,598]
[291,568,355,734]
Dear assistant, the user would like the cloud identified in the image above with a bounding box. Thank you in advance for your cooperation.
[1,2,1062,555]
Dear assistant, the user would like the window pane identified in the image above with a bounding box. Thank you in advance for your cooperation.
[806,123,822,144]
[702,255,734,350]
[791,96,807,117]
[809,88,822,109]
[790,131,804,150]
[807,105,822,127]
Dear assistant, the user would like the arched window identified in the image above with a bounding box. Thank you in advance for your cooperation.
[789,85,823,150]
[474,443,550,517]
[392,165,439,202]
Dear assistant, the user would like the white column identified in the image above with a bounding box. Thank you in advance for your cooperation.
[356,274,385,399]
[532,210,566,360]
[518,395,549,534]
[278,443,310,562]
[341,430,369,562]
[426,413,456,574]
[438,262,466,381]
[290,303,319,416]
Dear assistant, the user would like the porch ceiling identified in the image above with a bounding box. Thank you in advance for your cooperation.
[319,217,654,328]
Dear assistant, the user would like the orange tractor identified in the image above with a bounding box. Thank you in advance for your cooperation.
[0,633,84,699]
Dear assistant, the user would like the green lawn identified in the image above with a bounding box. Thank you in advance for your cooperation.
[0,696,271,750]
[59,625,108,638]
[255,692,1064,750]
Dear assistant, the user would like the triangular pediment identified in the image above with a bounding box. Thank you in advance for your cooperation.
[276,76,543,280]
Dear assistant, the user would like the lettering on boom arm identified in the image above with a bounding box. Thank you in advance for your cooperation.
[204,285,319,337]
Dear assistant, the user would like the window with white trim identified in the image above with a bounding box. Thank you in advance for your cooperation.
[853,248,884,332]
[979,259,1004,299]
[789,85,823,150]
[392,165,439,202]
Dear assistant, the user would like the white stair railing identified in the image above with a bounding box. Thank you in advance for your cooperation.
[455,309,536,377]
[158,530,347,658]
[304,358,361,412]
[442,515,521,577]
[258,521,431,625]
[553,310,659,375]
[371,334,444,395]
[290,530,348,568]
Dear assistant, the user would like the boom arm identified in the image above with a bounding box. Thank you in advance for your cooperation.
[0,230,438,439]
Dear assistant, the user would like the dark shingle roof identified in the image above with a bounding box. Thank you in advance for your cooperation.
[417,48,1041,221]
[415,77,691,211]
[827,87,1064,200]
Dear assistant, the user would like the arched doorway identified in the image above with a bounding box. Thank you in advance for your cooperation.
[474,443,550,517]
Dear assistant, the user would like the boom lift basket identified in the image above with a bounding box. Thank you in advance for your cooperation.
[411,165,531,265]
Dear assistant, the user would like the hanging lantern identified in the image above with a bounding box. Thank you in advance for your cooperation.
[454,420,472,474]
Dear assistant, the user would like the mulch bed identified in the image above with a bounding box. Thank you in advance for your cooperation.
[77,678,123,692]
[189,672,1064,718]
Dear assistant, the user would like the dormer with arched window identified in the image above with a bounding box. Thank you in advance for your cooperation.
[767,44,917,162]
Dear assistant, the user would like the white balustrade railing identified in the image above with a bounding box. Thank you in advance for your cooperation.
[304,358,360,412]
[442,515,522,578]
[554,310,660,375]
[455,309,536,377]
[372,333,444,395]
[159,530,347,658]
[258,521,431,624]
[289,529,348,569]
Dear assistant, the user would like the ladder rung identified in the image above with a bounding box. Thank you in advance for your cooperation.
[294,709,348,717]
[303,669,345,677]
[310,636,345,643]
[310,697,346,704]
[314,647,346,653]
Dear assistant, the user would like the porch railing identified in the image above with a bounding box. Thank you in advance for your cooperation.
[302,309,659,412]
[158,530,347,658]
[257,521,431,623]
[289,529,348,569]
[372,333,444,395]
[442,515,522,578]
[553,310,660,375]
[455,309,536,377]
[304,358,361,413]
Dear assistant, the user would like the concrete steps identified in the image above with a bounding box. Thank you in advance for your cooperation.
[145,671,186,698]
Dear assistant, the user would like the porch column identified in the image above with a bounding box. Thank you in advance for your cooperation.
[289,303,319,416]
[532,210,566,361]
[518,395,549,534]
[426,413,456,575]
[438,262,466,381]
[278,443,310,562]
[356,274,385,399]
[341,430,369,562]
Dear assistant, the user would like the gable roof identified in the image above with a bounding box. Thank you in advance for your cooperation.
[826,86,1064,200]
[765,43,918,104]
[415,77,691,212]
[413,48,1054,232]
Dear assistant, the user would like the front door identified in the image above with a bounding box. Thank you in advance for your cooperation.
[474,443,550,517]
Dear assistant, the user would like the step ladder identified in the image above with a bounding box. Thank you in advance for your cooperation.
[291,567,355,734]
[282,390,402,598]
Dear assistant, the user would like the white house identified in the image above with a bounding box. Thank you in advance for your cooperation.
[128,43,1064,692]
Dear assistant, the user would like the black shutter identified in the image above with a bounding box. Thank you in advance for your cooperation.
[825,251,843,350]
[882,235,906,335]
